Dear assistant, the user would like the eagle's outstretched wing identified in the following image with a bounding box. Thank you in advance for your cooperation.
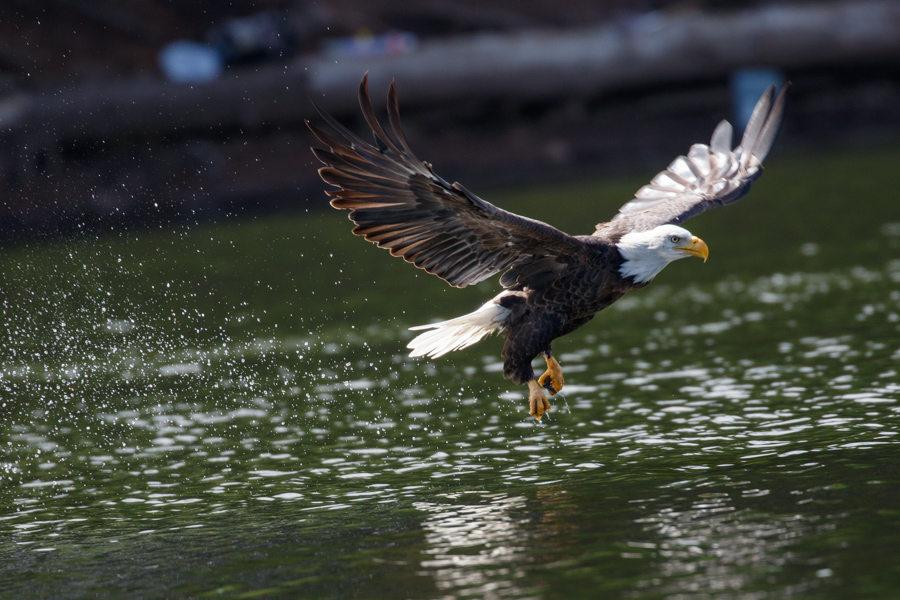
[607,84,788,233]
[308,74,589,289]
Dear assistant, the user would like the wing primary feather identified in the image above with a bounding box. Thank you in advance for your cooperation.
[311,148,405,182]
[709,120,733,155]
[753,82,790,164]
[659,166,695,188]
[682,155,708,181]
[739,85,774,156]
[308,126,397,169]
[308,117,412,177]
[318,168,409,192]
[386,81,421,163]
[310,102,372,152]
[357,73,405,158]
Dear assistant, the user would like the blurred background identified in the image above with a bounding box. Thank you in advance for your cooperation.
[1,0,898,237]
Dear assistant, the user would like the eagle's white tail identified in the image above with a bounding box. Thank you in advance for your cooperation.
[407,301,509,359]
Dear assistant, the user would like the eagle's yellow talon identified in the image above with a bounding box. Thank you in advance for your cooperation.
[537,355,565,395]
[527,380,551,420]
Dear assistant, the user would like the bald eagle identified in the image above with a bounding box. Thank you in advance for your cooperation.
[308,75,787,420]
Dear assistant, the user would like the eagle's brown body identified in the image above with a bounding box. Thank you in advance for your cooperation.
[497,236,638,385]
[308,74,787,419]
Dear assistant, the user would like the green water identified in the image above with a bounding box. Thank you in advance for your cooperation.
[3,146,900,598]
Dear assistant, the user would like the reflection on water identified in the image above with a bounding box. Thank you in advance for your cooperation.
[635,482,817,597]
[416,493,532,599]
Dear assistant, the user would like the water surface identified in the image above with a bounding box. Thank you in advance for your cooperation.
[2,147,900,598]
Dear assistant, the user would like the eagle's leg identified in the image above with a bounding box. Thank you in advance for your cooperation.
[502,310,565,421]
[537,352,564,395]
[527,379,552,420]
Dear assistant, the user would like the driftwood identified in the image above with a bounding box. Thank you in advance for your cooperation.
[311,0,900,112]
[0,0,899,228]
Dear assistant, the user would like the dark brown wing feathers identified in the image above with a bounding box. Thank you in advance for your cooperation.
[308,73,589,288]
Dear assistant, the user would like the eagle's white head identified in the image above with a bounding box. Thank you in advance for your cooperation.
[616,224,709,283]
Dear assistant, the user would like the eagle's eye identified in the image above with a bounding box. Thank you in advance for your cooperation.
[669,235,680,244]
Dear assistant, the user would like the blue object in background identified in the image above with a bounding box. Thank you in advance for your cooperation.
[731,67,787,132]
[159,41,223,84]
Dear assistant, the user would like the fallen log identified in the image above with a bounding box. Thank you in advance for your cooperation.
[310,0,900,112]
[2,0,899,144]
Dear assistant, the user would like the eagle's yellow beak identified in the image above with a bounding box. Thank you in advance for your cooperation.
[675,236,709,262]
